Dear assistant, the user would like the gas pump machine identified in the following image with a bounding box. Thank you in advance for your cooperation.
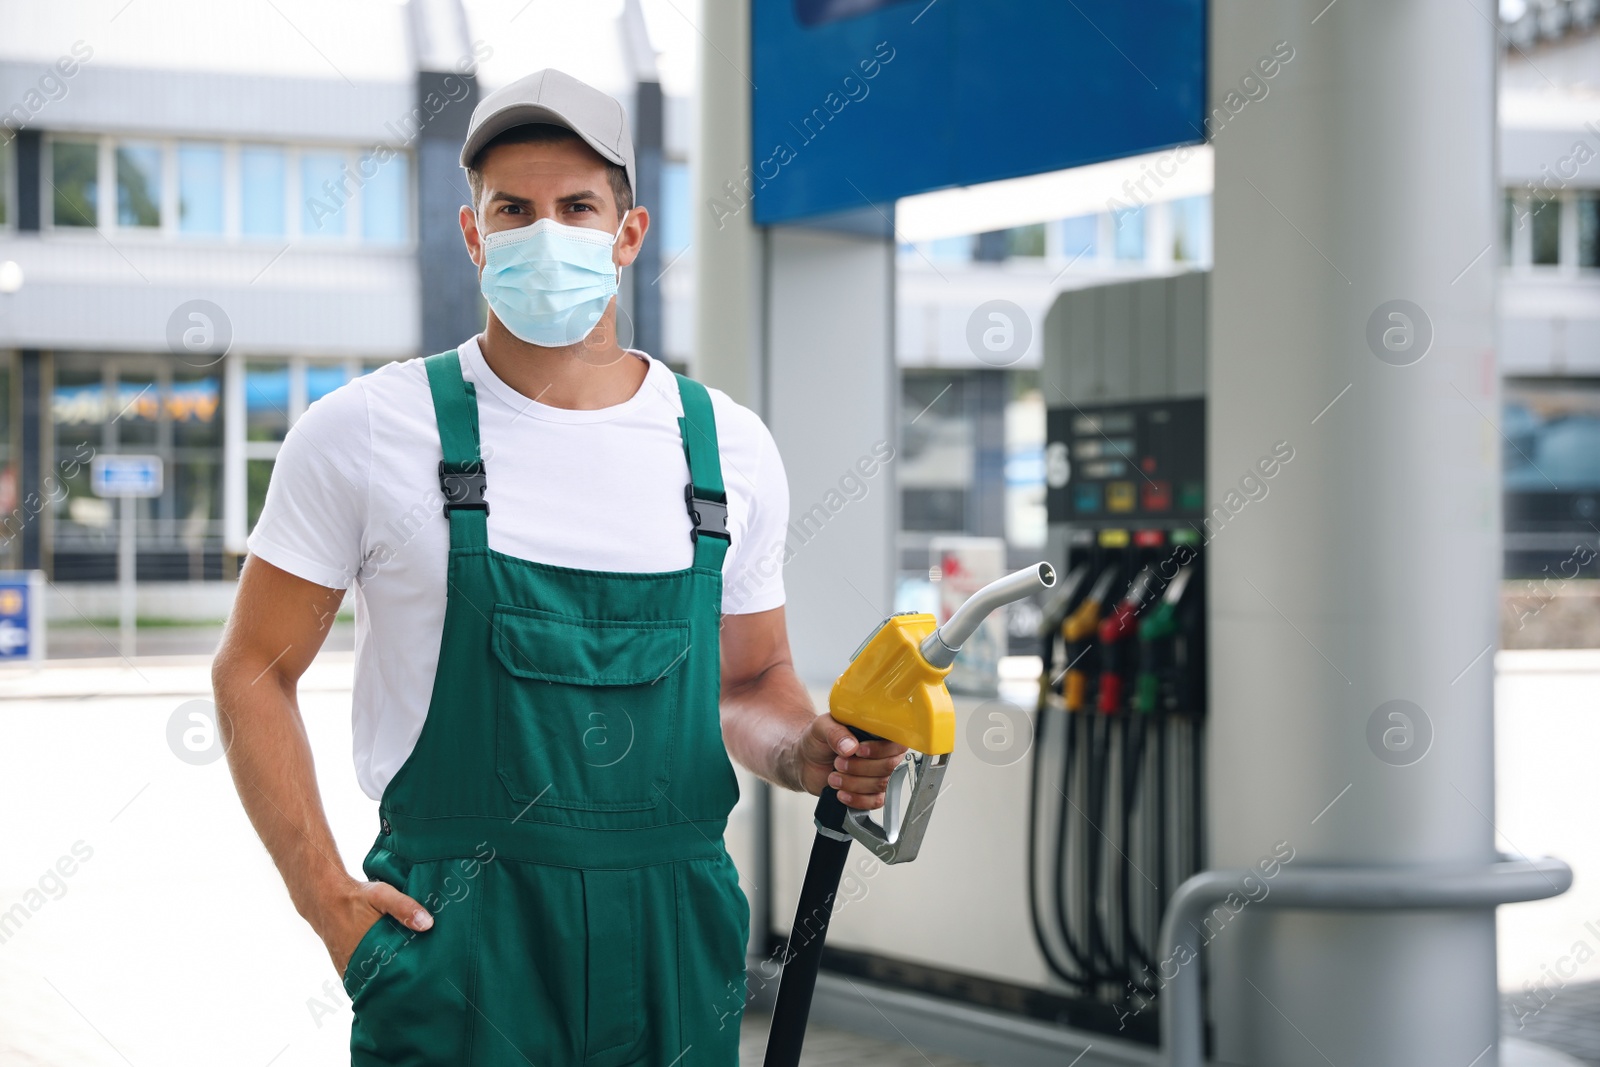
[761,273,1212,1059]
[1016,273,1208,1041]
[1034,364,1208,1041]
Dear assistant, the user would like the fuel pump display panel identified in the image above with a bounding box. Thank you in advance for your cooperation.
[1046,398,1206,526]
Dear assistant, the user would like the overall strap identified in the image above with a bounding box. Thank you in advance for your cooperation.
[424,350,488,549]
[675,373,730,573]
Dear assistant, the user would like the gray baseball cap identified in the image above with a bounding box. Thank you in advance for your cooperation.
[460,69,635,195]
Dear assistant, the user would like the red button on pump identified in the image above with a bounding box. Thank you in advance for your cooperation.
[1141,480,1172,512]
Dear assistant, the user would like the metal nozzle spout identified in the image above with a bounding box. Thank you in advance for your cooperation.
[919,562,1056,669]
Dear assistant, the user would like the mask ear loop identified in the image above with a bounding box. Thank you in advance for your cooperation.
[612,207,630,284]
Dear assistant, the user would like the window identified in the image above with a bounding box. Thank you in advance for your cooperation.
[49,356,225,569]
[1060,215,1097,262]
[360,149,408,243]
[1530,195,1560,266]
[113,370,160,446]
[1170,195,1211,263]
[900,372,971,532]
[1114,205,1145,262]
[1504,382,1600,491]
[928,235,975,261]
[245,362,292,442]
[170,368,221,448]
[174,456,220,546]
[168,367,223,553]
[660,161,691,254]
[1008,224,1046,258]
[178,142,224,236]
[1579,193,1599,270]
[247,459,275,529]
[301,151,350,237]
[115,141,162,228]
[51,139,98,228]
[52,365,105,532]
[241,145,286,237]
[306,363,349,404]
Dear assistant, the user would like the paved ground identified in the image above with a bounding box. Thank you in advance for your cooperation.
[739,1012,977,1066]
[1503,979,1600,1066]
[0,649,1597,1065]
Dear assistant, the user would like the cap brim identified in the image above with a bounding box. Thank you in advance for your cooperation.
[459,103,627,173]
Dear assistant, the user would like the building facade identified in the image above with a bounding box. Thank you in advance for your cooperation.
[0,0,690,582]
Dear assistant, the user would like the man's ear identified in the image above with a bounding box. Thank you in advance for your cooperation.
[460,204,485,271]
[614,206,650,269]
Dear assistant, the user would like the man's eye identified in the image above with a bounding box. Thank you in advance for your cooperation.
[570,203,594,212]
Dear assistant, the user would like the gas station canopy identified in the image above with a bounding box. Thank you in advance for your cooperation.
[751,0,1206,223]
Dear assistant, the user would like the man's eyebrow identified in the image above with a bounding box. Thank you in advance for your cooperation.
[487,191,534,208]
[556,190,601,205]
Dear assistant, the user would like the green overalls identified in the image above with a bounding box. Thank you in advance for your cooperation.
[341,350,749,1066]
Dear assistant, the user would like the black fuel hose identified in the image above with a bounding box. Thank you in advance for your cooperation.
[1121,711,1160,979]
[1028,692,1096,989]
[1086,712,1120,984]
[763,726,875,1067]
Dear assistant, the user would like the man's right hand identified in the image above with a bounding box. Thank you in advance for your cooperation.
[318,879,434,979]
[214,558,438,982]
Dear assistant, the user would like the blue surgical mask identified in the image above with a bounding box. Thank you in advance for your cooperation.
[478,212,627,347]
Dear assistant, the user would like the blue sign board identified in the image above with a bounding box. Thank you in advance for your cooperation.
[91,454,165,498]
[0,571,43,663]
[751,0,1206,224]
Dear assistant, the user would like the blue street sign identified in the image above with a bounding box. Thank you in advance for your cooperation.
[0,571,44,663]
[91,455,165,498]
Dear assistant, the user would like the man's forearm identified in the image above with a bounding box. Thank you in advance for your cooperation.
[721,661,818,792]
[214,660,351,934]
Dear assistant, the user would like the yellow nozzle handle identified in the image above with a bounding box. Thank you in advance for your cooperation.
[828,613,955,756]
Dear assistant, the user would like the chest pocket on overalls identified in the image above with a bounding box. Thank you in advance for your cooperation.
[491,605,689,812]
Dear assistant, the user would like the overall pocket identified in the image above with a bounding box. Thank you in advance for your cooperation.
[342,913,413,1002]
[347,858,483,1065]
[491,605,689,812]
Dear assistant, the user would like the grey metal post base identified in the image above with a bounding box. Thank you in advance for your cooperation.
[1159,856,1573,1067]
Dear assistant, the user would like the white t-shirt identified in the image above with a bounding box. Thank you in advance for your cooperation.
[248,336,790,799]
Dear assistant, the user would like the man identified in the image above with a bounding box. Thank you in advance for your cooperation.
[212,68,904,1065]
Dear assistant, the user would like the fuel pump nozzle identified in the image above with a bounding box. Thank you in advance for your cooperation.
[919,562,1059,669]
[827,562,1057,865]
[763,562,1056,1067]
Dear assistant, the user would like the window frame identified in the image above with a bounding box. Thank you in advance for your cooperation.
[1504,188,1600,275]
[38,133,413,249]
[0,136,13,232]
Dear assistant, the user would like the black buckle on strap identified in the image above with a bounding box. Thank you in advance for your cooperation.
[440,460,488,513]
[685,483,730,543]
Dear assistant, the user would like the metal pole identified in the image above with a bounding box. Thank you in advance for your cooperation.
[1207,1,1501,1061]
[1158,857,1573,1067]
[120,495,135,659]
[693,0,762,405]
